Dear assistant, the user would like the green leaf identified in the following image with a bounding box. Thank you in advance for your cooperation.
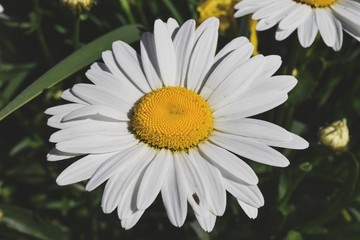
[0,205,68,240]
[0,24,140,121]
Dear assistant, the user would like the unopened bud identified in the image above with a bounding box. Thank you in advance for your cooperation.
[61,0,94,14]
[319,119,349,152]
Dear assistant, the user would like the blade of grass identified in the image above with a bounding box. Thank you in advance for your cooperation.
[0,24,140,121]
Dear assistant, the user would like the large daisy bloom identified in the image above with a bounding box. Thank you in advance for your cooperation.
[234,0,360,51]
[45,17,308,231]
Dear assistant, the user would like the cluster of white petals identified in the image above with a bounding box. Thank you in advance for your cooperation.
[234,0,360,51]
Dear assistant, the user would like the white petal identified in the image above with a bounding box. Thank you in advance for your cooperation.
[56,134,137,154]
[298,12,318,48]
[195,17,219,36]
[210,132,290,167]
[167,18,180,38]
[275,27,297,41]
[256,2,297,31]
[61,89,87,104]
[86,64,143,102]
[116,150,155,219]
[121,210,145,230]
[45,103,84,116]
[224,179,264,208]
[102,172,128,213]
[191,150,227,216]
[161,156,188,227]
[140,32,163,90]
[47,148,78,161]
[63,105,128,122]
[47,111,95,130]
[252,0,292,20]
[137,149,171,210]
[173,19,196,86]
[208,55,266,108]
[261,55,282,78]
[195,211,217,232]
[315,8,337,47]
[101,51,126,79]
[238,200,258,219]
[90,62,109,72]
[259,132,309,149]
[112,41,152,92]
[331,2,360,37]
[174,153,209,217]
[234,0,268,18]
[198,142,258,185]
[213,92,288,119]
[71,84,131,112]
[278,4,312,30]
[154,19,177,86]
[200,43,254,99]
[187,22,219,92]
[247,75,298,94]
[86,144,147,191]
[214,118,291,142]
[49,121,128,143]
[213,37,249,63]
[56,153,114,185]
[332,17,343,51]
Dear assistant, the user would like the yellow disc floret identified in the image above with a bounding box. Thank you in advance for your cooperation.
[131,87,214,151]
[296,0,337,7]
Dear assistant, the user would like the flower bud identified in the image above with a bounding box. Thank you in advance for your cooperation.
[319,119,349,152]
[61,0,94,14]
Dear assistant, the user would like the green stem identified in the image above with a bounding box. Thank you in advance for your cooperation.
[73,14,81,50]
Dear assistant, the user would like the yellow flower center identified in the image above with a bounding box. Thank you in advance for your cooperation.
[131,87,214,151]
[296,0,337,7]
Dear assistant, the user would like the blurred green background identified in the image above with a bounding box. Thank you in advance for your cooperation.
[0,0,360,239]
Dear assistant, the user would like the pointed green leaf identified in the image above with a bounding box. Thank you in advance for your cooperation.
[0,24,140,121]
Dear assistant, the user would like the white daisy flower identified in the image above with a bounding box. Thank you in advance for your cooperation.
[0,4,3,13]
[46,17,308,231]
[234,0,360,51]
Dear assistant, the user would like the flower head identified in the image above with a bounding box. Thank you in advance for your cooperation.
[234,0,360,51]
[61,0,94,13]
[46,17,308,231]
[0,4,3,13]
[197,0,239,32]
[319,118,349,151]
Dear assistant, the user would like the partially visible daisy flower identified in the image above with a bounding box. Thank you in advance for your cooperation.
[197,0,239,32]
[46,17,308,231]
[234,0,360,51]
[0,4,3,13]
